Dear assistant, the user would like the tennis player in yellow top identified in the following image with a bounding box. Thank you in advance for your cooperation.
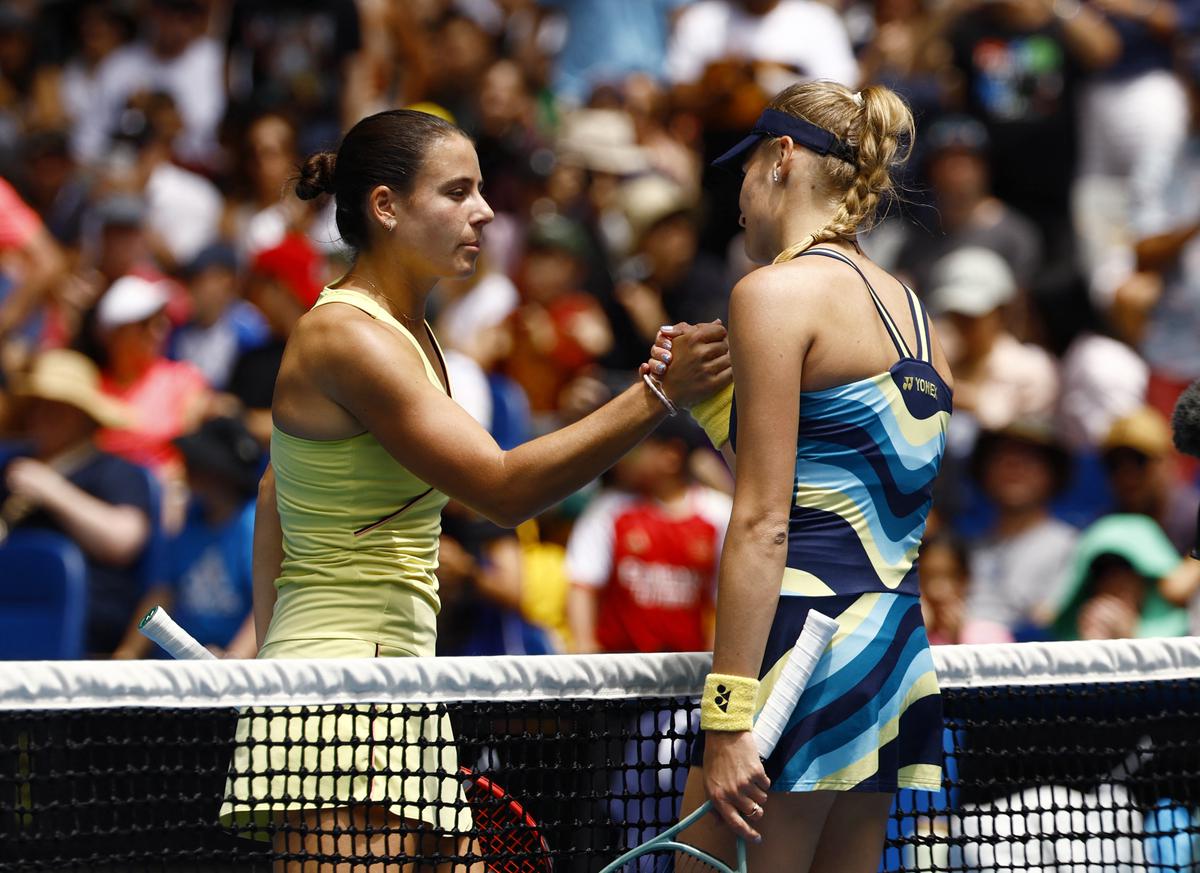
[217,109,730,871]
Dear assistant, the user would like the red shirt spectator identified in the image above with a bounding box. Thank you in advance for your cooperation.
[567,486,730,653]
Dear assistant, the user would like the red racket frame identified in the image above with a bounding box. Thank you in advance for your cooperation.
[459,766,553,873]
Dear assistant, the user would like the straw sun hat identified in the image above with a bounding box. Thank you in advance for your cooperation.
[14,349,133,429]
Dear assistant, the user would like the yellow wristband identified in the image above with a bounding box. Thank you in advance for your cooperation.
[700,672,759,732]
[689,383,734,449]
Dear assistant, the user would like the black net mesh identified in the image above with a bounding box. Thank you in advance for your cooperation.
[1,675,1198,871]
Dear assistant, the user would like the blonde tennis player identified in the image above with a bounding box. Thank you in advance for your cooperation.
[651,81,954,871]
[216,108,730,872]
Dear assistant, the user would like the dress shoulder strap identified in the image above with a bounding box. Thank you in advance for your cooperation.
[795,247,913,360]
[313,287,451,397]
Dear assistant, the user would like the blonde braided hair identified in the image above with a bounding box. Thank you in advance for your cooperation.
[769,82,914,264]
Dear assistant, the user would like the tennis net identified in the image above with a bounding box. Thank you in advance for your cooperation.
[1,637,1198,871]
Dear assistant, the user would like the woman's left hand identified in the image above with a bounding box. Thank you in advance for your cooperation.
[703,729,771,842]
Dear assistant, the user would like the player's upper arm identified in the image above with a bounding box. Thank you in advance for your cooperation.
[727,265,817,525]
[310,315,509,518]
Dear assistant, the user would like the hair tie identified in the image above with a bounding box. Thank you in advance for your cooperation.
[851,91,864,107]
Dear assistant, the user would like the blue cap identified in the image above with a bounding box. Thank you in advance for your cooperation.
[711,108,857,173]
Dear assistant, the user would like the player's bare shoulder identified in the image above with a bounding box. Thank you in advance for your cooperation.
[729,256,846,326]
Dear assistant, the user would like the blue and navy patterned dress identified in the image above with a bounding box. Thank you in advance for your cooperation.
[695,247,952,793]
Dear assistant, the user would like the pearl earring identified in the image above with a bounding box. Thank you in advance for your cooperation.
[385,219,396,231]
[772,167,780,184]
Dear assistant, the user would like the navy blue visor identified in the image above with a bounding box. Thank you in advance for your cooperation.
[712,108,857,173]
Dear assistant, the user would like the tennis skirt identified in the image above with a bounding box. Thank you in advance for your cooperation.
[218,638,473,837]
[692,592,943,793]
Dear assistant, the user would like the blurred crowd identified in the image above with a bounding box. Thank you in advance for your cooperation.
[1,0,1199,661]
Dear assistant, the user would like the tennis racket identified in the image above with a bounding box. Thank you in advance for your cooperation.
[460,766,553,872]
[598,610,840,873]
[138,606,553,872]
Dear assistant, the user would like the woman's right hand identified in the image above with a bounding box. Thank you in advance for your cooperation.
[648,320,731,409]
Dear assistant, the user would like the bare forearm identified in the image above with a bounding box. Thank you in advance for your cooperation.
[1160,557,1200,607]
[710,518,788,677]
[566,586,601,654]
[494,382,667,526]
[1136,224,1200,272]
[42,484,148,565]
[0,232,64,338]
[1059,5,1122,70]
[225,612,259,658]
[252,467,282,648]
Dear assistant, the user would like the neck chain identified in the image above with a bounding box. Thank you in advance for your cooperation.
[347,274,425,330]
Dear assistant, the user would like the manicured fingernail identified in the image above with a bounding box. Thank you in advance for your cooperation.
[655,362,666,374]
[660,325,672,332]
[662,339,672,350]
[662,351,671,362]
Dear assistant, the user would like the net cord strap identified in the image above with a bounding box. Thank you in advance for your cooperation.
[0,637,1198,710]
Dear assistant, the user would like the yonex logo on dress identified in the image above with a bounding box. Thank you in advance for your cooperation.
[902,375,938,398]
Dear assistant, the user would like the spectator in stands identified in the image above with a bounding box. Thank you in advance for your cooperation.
[1127,45,1200,420]
[502,214,613,420]
[224,0,364,151]
[1073,0,1197,277]
[1054,271,1149,451]
[115,416,261,659]
[227,233,323,445]
[100,102,221,270]
[51,0,133,163]
[221,113,333,260]
[607,174,729,368]
[82,0,225,169]
[928,247,1058,433]
[1050,514,1188,640]
[1,349,153,655]
[0,176,66,355]
[435,502,553,656]
[1102,407,1200,555]
[665,0,859,89]
[566,418,731,655]
[538,0,688,105]
[0,9,44,154]
[92,275,210,507]
[962,420,1078,642]
[472,59,547,219]
[168,243,268,391]
[18,129,91,249]
[856,0,957,122]
[946,0,1120,269]
[892,116,1042,295]
[919,532,972,646]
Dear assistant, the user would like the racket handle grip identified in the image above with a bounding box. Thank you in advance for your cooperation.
[138,606,217,661]
[752,610,838,760]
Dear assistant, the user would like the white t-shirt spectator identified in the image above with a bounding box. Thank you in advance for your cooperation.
[665,0,858,87]
[144,162,223,266]
[1057,333,1148,451]
[964,518,1078,641]
[87,37,225,166]
[1131,138,1200,381]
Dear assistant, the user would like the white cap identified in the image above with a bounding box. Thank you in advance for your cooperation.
[927,247,1017,318]
[556,109,649,176]
[96,275,170,332]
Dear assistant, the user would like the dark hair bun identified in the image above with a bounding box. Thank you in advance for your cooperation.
[296,151,337,201]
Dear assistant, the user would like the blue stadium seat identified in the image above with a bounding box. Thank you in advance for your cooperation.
[0,529,88,659]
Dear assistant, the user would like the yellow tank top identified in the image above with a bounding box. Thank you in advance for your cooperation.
[263,287,452,657]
